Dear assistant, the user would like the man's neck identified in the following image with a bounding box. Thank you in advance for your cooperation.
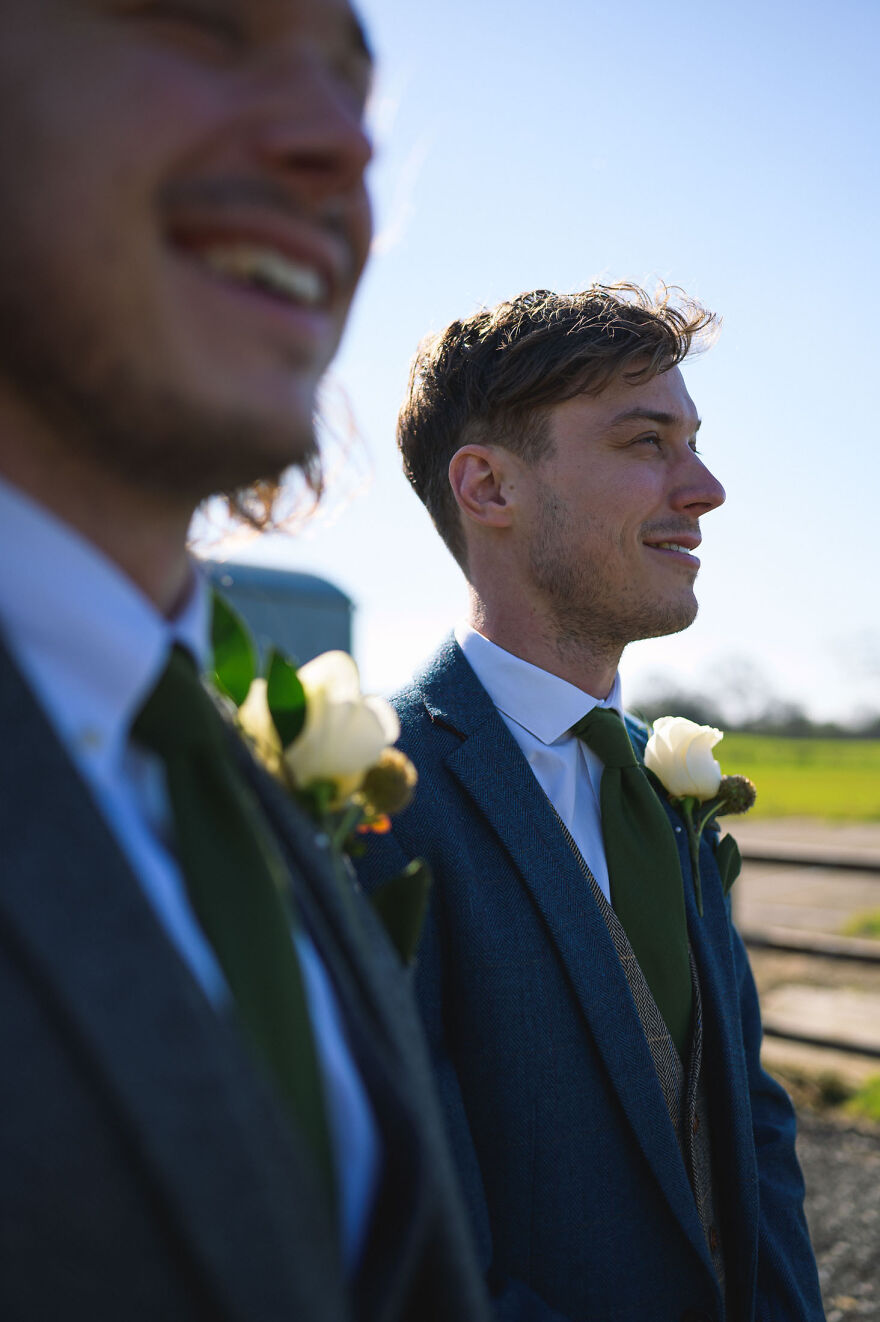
[0,431,194,618]
[467,592,623,701]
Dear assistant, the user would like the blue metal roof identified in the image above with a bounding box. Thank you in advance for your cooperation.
[202,560,352,608]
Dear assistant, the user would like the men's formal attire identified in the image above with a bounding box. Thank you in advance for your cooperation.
[355,633,825,1322]
[0,480,490,1322]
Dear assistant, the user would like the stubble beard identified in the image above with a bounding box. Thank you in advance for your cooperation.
[527,487,699,664]
[0,237,318,510]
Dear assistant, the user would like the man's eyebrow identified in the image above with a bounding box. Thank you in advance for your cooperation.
[607,407,702,432]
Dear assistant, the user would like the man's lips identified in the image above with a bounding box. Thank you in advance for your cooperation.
[166,213,352,314]
[642,533,702,568]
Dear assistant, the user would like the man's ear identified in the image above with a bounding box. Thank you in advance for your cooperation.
[448,445,517,530]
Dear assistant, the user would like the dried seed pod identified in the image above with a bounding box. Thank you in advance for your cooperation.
[361,748,418,817]
[718,774,756,815]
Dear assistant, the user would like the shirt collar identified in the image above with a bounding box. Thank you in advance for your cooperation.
[455,621,624,745]
[0,475,210,776]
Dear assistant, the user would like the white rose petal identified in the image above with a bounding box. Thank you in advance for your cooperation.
[297,650,362,702]
[237,678,282,768]
[283,651,400,800]
[644,715,723,799]
[363,694,400,747]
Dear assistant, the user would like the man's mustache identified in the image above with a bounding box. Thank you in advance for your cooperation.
[158,176,349,235]
[641,521,702,541]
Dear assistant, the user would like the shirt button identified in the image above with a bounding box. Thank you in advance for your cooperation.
[78,727,103,751]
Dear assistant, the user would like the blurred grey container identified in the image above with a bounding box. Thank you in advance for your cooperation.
[202,561,353,667]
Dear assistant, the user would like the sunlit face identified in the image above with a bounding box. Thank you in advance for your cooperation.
[517,367,726,649]
[0,0,373,499]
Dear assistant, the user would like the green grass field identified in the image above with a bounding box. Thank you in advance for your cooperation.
[842,911,880,938]
[715,734,880,820]
[847,1074,880,1123]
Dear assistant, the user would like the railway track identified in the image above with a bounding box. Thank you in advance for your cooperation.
[735,840,880,1065]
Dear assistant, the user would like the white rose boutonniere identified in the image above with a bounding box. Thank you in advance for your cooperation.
[210,593,428,964]
[281,651,402,809]
[645,716,756,916]
[239,651,406,825]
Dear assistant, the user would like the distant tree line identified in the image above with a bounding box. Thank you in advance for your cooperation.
[634,692,880,740]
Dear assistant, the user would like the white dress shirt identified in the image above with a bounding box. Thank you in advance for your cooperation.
[0,476,378,1267]
[455,622,625,903]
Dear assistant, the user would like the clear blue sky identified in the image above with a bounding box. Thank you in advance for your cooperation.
[227,0,880,724]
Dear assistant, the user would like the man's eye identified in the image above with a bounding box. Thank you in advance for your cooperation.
[634,433,662,449]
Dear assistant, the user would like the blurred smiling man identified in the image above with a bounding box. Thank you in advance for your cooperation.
[0,0,373,565]
[0,3,489,1320]
[356,285,824,1322]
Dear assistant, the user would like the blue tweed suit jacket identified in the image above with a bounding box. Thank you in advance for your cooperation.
[355,637,824,1322]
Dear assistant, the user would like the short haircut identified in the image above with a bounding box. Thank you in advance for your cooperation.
[397,282,717,567]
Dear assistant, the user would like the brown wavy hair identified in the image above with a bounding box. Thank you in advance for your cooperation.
[397,281,718,567]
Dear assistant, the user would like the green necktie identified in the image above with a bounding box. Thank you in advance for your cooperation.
[572,707,692,1058]
[132,647,336,1199]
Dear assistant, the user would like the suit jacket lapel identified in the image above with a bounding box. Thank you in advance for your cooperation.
[674,803,760,1288]
[420,639,712,1268]
[234,735,436,1321]
[0,643,348,1321]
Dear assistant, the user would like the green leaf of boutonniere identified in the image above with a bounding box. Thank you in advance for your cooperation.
[266,648,307,747]
[211,591,256,706]
[714,833,743,897]
[369,858,433,966]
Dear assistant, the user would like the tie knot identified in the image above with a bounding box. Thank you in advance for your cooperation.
[132,646,223,758]
[571,707,638,769]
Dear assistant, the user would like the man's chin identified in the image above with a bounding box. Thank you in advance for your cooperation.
[79,385,319,509]
[634,595,699,642]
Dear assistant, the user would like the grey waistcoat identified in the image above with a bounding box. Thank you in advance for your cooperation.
[556,814,728,1308]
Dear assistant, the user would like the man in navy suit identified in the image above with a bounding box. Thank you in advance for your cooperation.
[356,285,824,1320]
[0,2,489,1318]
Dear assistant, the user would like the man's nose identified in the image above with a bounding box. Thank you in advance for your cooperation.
[673,452,726,517]
[243,61,373,203]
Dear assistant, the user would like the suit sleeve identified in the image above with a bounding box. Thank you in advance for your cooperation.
[356,827,576,1322]
[730,917,825,1320]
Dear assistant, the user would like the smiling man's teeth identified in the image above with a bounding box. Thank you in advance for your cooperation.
[655,542,692,552]
[199,245,326,305]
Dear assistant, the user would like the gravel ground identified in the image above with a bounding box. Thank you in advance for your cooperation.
[734,821,880,1315]
[798,1111,880,1319]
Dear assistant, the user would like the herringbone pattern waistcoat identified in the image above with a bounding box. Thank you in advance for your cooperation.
[555,814,727,1307]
